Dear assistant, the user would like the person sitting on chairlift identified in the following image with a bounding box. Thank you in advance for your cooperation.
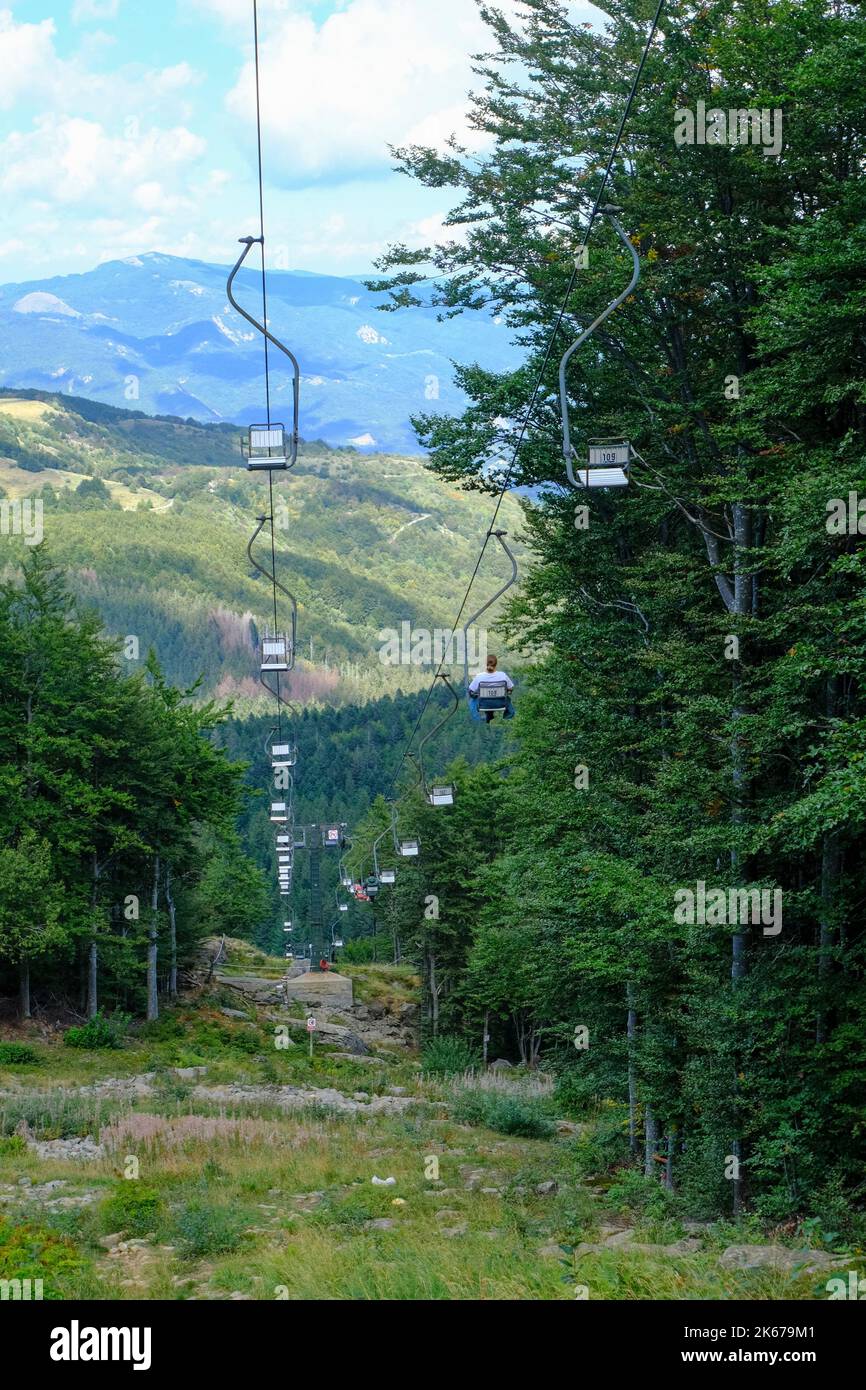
[469,653,515,723]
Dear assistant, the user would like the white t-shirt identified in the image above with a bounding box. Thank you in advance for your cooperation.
[469,668,514,695]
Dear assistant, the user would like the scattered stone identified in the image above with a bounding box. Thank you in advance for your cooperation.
[459,1167,487,1191]
[371,1175,396,1186]
[440,1223,468,1238]
[538,1242,564,1258]
[29,1136,105,1162]
[98,1233,123,1250]
[480,1187,501,1196]
[719,1245,848,1275]
[353,1006,370,1021]
[172,1066,208,1079]
[17,1177,32,1187]
[219,1008,249,1020]
[535,1180,558,1197]
[386,1086,406,1096]
[435,1209,462,1222]
[391,1198,406,1207]
[362,1218,396,1231]
[603,1227,636,1248]
[489,1059,514,1071]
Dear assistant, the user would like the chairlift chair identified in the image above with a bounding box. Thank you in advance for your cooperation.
[270,801,288,823]
[270,739,297,770]
[227,238,300,474]
[338,902,348,912]
[261,632,291,674]
[572,438,631,489]
[293,827,307,849]
[462,532,518,722]
[242,423,294,472]
[558,207,640,490]
[399,839,420,857]
[413,672,459,805]
[429,786,455,807]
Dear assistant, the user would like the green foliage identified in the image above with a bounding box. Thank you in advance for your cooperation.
[172,1200,246,1257]
[421,1035,479,1076]
[0,1218,85,1295]
[0,1043,39,1066]
[0,1135,26,1156]
[64,1011,131,1050]
[450,1089,555,1139]
[98,1185,167,1239]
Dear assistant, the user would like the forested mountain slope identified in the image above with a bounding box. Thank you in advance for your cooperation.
[0,390,527,701]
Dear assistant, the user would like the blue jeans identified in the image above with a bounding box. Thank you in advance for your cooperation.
[469,695,515,721]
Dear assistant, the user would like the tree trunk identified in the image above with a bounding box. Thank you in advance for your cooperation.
[147,853,160,1022]
[429,951,439,1036]
[482,1010,490,1067]
[165,862,177,1001]
[627,983,638,1156]
[19,961,31,1020]
[87,851,100,1019]
[644,1102,659,1180]
[664,1130,676,1191]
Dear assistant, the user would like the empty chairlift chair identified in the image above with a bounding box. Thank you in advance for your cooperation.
[261,632,291,674]
[412,672,459,805]
[242,423,294,471]
[557,206,640,491]
[270,738,297,771]
[270,801,289,823]
[573,438,631,489]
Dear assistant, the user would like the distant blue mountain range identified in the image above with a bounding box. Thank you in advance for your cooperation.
[0,253,522,453]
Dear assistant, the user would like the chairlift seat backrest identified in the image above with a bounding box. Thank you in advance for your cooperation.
[476,681,508,709]
[400,839,420,857]
[379,868,396,884]
[430,786,454,806]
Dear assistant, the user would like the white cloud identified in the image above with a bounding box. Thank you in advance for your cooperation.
[0,11,57,111]
[71,0,120,21]
[225,0,501,184]
[0,116,205,211]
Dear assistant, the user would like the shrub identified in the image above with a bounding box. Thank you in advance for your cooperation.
[421,1036,479,1076]
[98,1185,167,1239]
[0,1043,39,1066]
[0,1136,27,1156]
[173,1200,245,1258]
[0,1218,85,1295]
[451,1089,555,1139]
[64,1010,130,1050]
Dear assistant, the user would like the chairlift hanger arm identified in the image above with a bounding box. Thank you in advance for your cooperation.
[227,236,300,466]
[462,530,518,690]
[416,672,460,795]
[247,514,298,680]
[558,210,640,488]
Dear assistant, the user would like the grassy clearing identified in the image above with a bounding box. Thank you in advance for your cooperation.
[0,971,853,1301]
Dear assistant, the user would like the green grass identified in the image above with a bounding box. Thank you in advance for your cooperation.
[0,971,849,1301]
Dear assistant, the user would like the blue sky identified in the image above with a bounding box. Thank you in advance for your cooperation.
[0,0,598,283]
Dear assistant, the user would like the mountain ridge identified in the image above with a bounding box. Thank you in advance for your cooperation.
[0,252,521,453]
